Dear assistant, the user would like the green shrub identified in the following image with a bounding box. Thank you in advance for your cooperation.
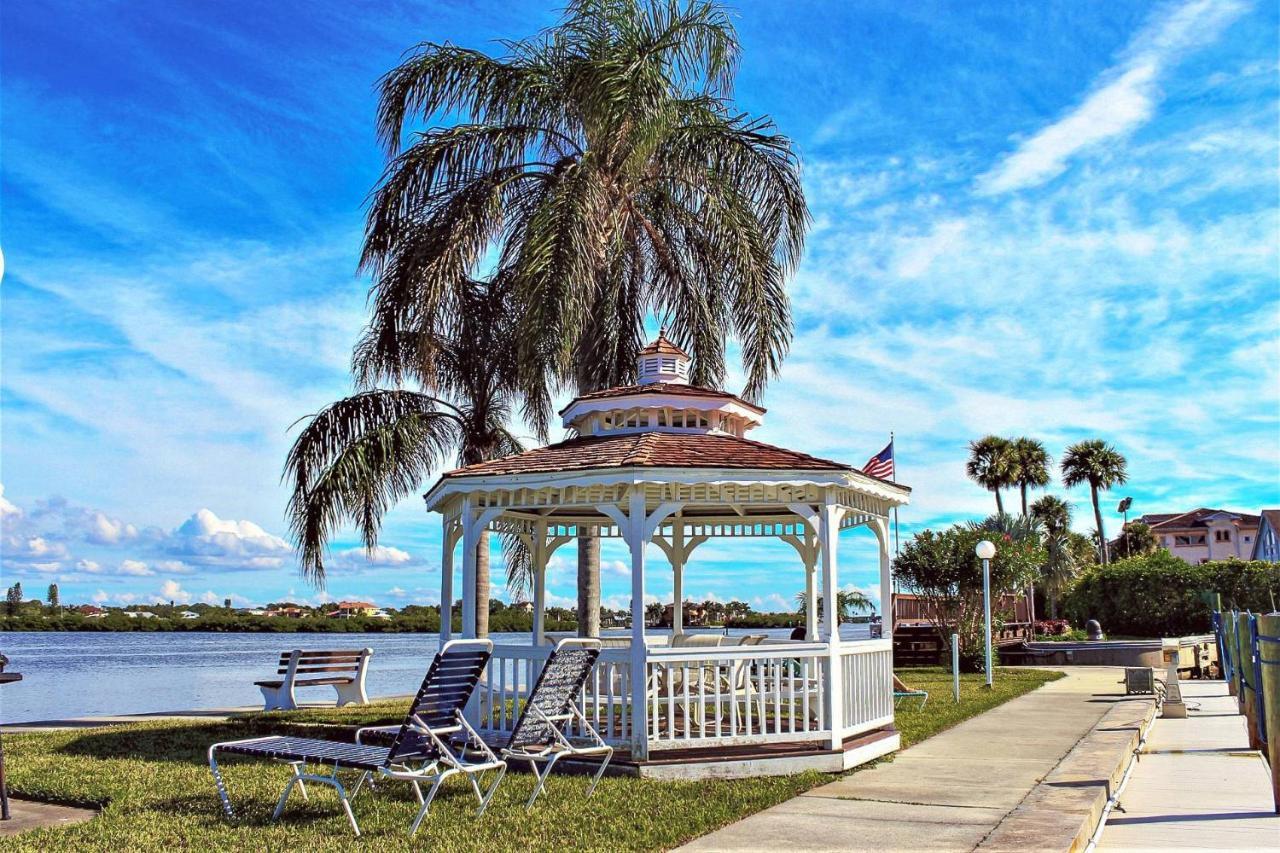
[1063,552,1279,636]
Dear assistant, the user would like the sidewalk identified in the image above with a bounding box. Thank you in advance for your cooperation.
[1096,679,1278,851]
[680,668,1138,853]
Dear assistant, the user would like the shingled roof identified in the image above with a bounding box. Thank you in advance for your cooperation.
[638,331,690,358]
[558,382,765,416]
[1142,508,1261,529]
[440,431,900,480]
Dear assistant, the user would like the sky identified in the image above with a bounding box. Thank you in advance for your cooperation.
[1,0,1277,614]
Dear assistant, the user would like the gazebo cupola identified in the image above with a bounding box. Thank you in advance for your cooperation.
[559,331,766,438]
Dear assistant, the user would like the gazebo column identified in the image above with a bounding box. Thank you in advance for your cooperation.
[818,496,846,750]
[598,490,681,759]
[439,517,462,644]
[530,526,572,646]
[870,517,893,640]
[459,502,504,639]
[654,521,708,639]
[781,529,820,640]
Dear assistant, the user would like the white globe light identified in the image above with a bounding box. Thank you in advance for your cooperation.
[975,540,997,560]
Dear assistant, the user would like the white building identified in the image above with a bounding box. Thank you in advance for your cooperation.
[1250,510,1280,562]
[1138,509,1261,564]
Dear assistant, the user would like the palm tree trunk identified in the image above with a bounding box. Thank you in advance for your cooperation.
[1048,587,1058,620]
[577,531,600,638]
[994,488,1004,516]
[1020,482,1029,517]
[475,530,490,637]
[1091,486,1108,564]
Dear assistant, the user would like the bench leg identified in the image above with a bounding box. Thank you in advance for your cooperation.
[259,685,297,712]
[333,680,367,707]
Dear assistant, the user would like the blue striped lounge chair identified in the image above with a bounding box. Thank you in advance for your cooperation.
[357,637,613,809]
[208,638,504,836]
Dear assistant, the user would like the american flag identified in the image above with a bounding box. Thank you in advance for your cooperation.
[863,440,894,480]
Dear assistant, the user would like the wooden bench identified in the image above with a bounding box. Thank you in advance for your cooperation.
[254,648,373,711]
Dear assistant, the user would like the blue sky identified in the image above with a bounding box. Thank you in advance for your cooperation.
[2,0,1277,614]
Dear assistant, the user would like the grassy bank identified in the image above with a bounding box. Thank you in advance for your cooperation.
[1,668,1061,851]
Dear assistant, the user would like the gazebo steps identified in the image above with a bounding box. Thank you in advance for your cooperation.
[556,726,900,780]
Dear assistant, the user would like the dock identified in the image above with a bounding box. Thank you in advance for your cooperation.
[1096,678,1278,851]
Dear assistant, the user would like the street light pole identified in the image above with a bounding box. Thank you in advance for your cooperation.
[976,540,997,689]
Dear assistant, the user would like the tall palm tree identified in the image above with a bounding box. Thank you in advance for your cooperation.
[966,435,1016,516]
[1010,437,1051,517]
[1060,440,1128,564]
[363,0,808,636]
[285,276,545,636]
[1029,495,1072,536]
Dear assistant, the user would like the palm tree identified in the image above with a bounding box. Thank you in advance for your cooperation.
[285,276,546,637]
[364,0,808,636]
[966,436,1016,515]
[795,589,873,624]
[1040,531,1077,619]
[1010,438,1051,517]
[1030,495,1072,536]
[1060,440,1128,564]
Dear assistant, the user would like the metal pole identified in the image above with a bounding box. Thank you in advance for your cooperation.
[983,557,993,688]
[952,632,961,703]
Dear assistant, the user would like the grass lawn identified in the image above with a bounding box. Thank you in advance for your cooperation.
[0,668,1061,851]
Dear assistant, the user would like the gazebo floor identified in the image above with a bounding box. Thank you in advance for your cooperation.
[549,725,899,780]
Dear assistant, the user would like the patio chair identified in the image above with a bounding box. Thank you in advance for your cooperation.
[357,637,611,810]
[208,639,504,837]
[893,674,928,709]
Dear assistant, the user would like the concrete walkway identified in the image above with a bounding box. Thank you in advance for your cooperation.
[1096,679,1279,851]
[680,668,1135,853]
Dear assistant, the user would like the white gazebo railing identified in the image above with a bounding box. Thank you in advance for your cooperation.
[474,639,893,754]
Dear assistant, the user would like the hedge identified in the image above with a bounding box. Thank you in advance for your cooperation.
[1063,551,1279,637]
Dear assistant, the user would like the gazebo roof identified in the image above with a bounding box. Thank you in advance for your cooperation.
[556,382,765,417]
[440,432,860,478]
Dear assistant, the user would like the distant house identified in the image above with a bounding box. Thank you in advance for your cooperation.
[1137,509,1261,564]
[511,601,534,614]
[77,605,107,618]
[265,605,307,618]
[123,610,157,619]
[661,601,707,627]
[179,611,200,619]
[327,601,378,618]
[1251,510,1280,563]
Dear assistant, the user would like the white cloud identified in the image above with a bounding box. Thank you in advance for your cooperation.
[0,485,21,519]
[76,559,102,573]
[91,589,110,604]
[118,559,155,577]
[83,511,139,545]
[159,579,191,604]
[977,0,1248,194]
[751,593,792,613]
[330,544,414,570]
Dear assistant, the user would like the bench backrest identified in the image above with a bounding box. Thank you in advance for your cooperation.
[384,639,492,766]
[507,638,601,749]
[274,649,370,677]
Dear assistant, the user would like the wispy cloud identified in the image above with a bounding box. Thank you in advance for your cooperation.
[977,0,1250,195]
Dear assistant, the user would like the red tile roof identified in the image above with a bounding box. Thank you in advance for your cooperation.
[639,331,690,358]
[1141,508,1261,529]
[441,432,909,487]
[559,382,765,416]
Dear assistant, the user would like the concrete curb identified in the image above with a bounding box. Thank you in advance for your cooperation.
[977,696,1157,852]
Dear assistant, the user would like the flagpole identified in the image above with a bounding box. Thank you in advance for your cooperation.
[890,431,900,557]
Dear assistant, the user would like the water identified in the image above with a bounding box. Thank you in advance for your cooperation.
[0,625,869,723]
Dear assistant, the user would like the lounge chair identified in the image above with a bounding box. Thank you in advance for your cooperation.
[208,639,504,837]
[893,674,928,709]
[358,637,612,809]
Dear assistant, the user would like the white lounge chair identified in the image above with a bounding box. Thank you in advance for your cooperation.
[358,638,612,809]
[209,639,504,837]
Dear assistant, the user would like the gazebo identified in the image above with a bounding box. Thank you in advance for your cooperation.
[424,333,910,776]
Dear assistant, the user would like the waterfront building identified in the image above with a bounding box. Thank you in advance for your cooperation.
[1136,508,1261,564]
[1250,510,1280,562]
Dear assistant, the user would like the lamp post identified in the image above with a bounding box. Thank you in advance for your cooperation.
[976,540,996,689]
